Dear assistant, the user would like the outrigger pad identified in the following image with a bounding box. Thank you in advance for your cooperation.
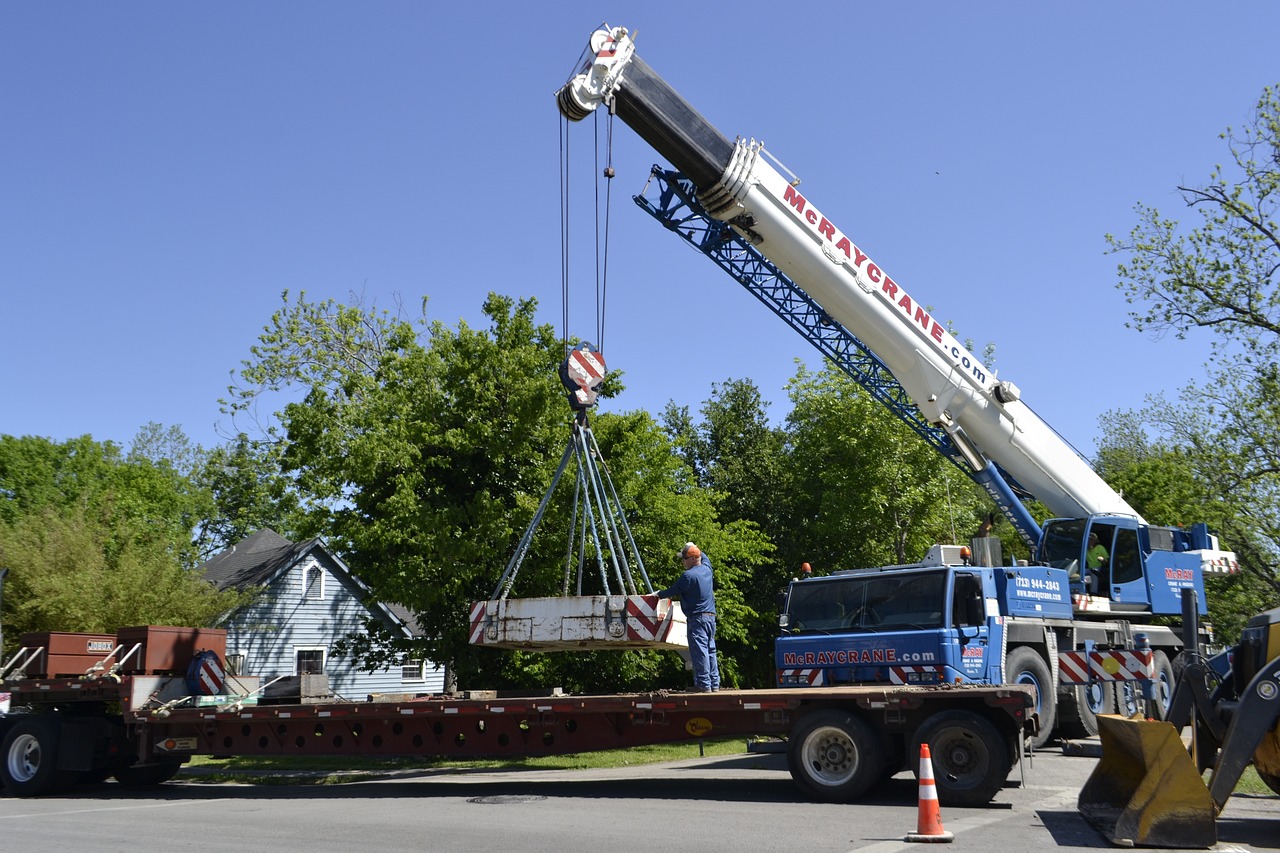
[468,594,688,652]
[1077,715,1217,849]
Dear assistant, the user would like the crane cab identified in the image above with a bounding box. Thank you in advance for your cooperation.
[1036,515,1230,616]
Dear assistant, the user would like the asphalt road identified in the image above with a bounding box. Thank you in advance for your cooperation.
[0,746,1275,853]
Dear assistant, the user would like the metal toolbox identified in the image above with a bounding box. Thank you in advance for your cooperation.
[18,632,118,677]
[114,626,227,674]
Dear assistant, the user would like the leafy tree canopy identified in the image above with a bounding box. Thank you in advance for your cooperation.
[1105,83,1280,623]
[780,363,992,570]
[0,430,249,647]
[227,290,770,691]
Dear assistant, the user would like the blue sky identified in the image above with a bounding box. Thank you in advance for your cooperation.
[4,3,1277,461]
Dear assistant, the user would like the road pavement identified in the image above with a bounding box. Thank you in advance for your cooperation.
[0,743,1275,852]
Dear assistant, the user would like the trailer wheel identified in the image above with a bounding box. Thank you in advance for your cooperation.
[787,709,883,802]
[113,760,183,788]
[912,710,1009,807]
[1,718,71,797]
[1116,650,1175,719]
[1006,646,1056,748]
[1056,680,1114,739]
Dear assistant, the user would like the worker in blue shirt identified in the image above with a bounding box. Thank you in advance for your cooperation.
[657,542,721,692]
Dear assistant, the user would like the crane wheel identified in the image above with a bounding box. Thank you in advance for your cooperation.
[1006,647,1056,748]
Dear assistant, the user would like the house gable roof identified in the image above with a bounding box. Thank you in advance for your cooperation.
[199,529,422,639]
[199,528,317,590]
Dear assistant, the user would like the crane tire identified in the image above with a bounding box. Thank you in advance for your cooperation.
[1006,646,1056,748]
[1116,650,1175,718]
[1056,680,1114,739]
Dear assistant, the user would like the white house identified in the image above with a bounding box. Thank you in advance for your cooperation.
[200,529,444,697]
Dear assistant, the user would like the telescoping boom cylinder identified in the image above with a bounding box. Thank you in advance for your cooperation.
[557,25,1140,524]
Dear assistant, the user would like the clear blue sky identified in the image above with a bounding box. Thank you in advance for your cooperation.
[4,3,1277,460]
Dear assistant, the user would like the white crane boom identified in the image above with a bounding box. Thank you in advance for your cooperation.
[558,26,1140,523]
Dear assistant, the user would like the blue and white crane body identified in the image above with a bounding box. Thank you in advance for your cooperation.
[557,24,1238,744]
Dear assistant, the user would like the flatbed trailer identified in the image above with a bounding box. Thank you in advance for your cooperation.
[1,672,1034,806]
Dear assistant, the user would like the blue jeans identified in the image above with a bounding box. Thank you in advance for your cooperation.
[688,612,721,691]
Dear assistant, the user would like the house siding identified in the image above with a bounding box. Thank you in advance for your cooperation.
[222,551,444,696]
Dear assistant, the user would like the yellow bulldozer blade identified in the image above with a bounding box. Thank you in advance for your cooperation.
[1077,715,1217,849]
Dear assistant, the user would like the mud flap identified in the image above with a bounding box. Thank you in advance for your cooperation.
[1077,715,1216,849]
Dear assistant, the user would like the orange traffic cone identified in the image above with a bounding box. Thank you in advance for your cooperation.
[904,743,954,843]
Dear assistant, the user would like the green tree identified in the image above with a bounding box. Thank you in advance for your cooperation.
[227,291,770,691]
[685,378,789,538]
[662,378,788,686]
[0,430,209,566]
[779,363,990,571]
[1105,83,1280,617]
[0,505,247,638]
[194,433,304,558]
[0,431,247,648]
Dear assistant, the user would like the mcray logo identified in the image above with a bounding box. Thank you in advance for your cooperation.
[780,185,991,389]
[781,647,937,666]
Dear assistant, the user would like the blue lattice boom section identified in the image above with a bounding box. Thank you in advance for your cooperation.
[632,166,1037,509]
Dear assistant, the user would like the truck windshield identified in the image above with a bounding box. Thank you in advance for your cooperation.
[1041,518,1086,573]
[785,571,946,633]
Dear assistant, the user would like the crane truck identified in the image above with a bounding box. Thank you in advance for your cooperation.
[555,24,1238,751]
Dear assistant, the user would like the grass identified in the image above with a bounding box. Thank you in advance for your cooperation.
[183,738,1278,797]
[182,737,756,786]
[1222,765,1272,796]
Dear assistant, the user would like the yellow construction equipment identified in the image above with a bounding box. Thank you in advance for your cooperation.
[1078,595,1280,848]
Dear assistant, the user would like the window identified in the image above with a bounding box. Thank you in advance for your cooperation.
[401,658,426,683]
[303,563,324,600]
[225,653,245,676]
[1111,528,1143,585]
[295,647,325,675]
[1040,518,1086,574]
[785,571,946,632]
[951,573,985,628]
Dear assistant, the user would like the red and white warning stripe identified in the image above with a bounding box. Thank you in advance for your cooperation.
[565,349,607,406]
[469,600,489,645]
[778,668,826,686]
[596,35,619,58]
[1058,650,1091,684]
[1092,650,1153,681]
[889,666,941,685]
[195,654,225,695]
[567,348,605,385]
[626,595,672,642]
[1058,649,1153,683]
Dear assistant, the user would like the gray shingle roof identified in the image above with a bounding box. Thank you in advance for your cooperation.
[383,601,426,637]
[199,528,319,590]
